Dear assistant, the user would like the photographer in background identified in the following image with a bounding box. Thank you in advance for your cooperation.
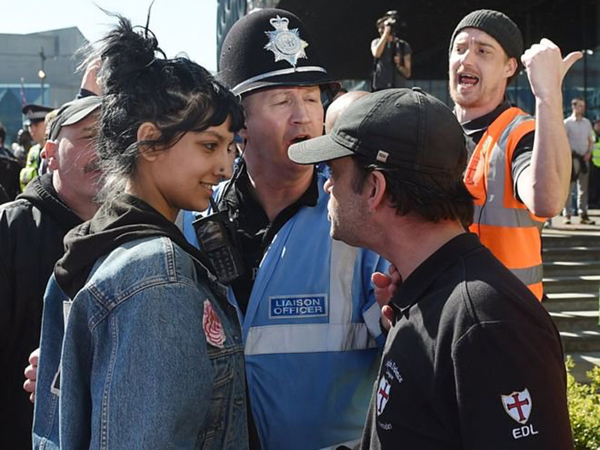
[371,11,412,91]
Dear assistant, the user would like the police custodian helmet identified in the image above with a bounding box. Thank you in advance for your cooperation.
[219,8,337,96]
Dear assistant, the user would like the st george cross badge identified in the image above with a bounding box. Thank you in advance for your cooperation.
[376,376,391,415]
[501,388,533,424]
[264,15,308,67]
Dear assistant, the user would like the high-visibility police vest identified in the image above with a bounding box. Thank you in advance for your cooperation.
[19,144,41,191]
[593,135,600,168]
[464,107,544,300]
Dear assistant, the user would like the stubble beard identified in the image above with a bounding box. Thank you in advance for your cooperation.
[450,83,481,109]
[330,210,365,248]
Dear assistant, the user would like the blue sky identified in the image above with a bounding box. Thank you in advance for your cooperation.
[0,0,218,71]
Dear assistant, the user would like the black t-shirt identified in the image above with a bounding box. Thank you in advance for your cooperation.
[461,100,534,200]
[218,165,318,314]
[372,37,412,90]
[360,233,572,450]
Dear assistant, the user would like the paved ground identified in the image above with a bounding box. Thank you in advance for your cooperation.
[544,209,600,235]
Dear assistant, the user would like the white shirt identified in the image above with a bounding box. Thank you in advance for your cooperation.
[564,115,593,155]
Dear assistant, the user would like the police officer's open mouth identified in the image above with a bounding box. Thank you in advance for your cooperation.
[458,74,479,85]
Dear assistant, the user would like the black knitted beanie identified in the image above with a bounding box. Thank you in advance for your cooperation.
[449,9,524,66]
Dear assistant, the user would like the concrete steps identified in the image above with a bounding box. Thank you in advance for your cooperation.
[543,260,600,277]
[565,352,600,380]
[560,330,600,353]
[544,292,598,313]
[542,214,600,382]
[549,310,599,332]
[543,275,600,294]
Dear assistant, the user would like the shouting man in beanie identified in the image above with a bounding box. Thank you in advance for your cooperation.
[289,88,573,449]
[449,9,581,300]
[183,8,387,450]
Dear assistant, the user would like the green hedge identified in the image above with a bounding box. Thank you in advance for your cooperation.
[567,358,600,450]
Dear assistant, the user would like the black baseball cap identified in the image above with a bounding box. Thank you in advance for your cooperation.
[219,8,337,96]
[288,88,466,174]
[48,96,101,141]
[22,104,54,124]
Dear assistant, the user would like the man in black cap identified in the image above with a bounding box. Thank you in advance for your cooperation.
[183,8,387,450]
[448,9,581,300]
[0,96,101,449]
[19,103,54,190]
[289,87,573,450]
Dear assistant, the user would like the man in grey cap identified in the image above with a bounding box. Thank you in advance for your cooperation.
[448,9,581,300]
[183,8,386,450]
[0,96,101,449]
[289,87,573,450]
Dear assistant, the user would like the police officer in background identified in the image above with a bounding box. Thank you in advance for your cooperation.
[371,10,412,91]
[587,118,600,209]
[19,104,53,190]
[183,8,387,450]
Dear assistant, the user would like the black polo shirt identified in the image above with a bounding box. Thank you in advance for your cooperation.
[360,233,572,450]
[218,164,318,315]
[462,100,534,200]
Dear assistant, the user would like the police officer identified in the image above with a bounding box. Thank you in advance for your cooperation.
[588,118,600,208]
[184,9,387,450]
[19,104,54,190]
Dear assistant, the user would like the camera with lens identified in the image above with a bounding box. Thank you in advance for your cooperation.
[384,10,400,33]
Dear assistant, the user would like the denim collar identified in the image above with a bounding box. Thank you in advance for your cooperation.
[55,194,217,299]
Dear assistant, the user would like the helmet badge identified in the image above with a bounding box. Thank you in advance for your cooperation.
[264,15,308,67]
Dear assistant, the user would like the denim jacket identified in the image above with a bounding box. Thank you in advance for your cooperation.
[33,236,248,449]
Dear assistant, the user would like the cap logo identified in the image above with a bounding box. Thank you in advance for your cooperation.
[264,15,308,67]
[376,150,389,163]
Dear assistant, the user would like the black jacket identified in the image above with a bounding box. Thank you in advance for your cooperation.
[0,174,82,449]
[0,149,21,202]
[360,233,571,450]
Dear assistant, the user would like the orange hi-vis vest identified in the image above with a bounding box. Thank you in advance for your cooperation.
[464,107,544,301]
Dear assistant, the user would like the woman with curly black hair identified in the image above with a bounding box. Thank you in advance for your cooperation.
[32,16,248,449]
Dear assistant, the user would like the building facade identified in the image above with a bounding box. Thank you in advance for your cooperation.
[0,27,87,144]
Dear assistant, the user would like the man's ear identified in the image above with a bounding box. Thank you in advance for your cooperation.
[505,57,518,79]
[238,125,248,142]
[45,140,59,170]
[137,122,161,162]
[366,170,387,213]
